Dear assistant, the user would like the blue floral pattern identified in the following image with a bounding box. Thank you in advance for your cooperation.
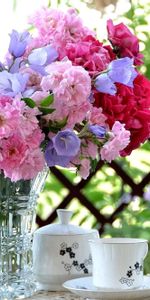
[59,242,92,274]
[119,261,143,286]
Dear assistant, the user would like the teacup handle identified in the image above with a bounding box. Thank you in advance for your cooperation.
[143,243,148,259]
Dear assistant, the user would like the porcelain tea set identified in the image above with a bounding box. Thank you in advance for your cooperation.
[33,209,150,299]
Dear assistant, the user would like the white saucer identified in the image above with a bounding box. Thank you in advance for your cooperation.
[63,276,150,299]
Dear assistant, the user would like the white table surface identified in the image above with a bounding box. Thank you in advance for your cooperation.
[26,291,82,300]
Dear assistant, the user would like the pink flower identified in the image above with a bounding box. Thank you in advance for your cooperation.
[55,66,91,105]
[100,121,130,162]
[28,8,95,56]
[42,61,91,106]
[88,106,107,126]
[79,158,91,179]
[26,128,44,149]
[65,102,91,128]
[69,140,98,179]
[0,133,45,181]
[44,100,91,130]
[42,60,72,92]
[69,155,91,179]
[107,19,143,66]
[0,94,45,181]
[81,140,98,159]
[87,142,98,159]
[15,148,45,181]
[64,35,113,75]
[0,95,12,106]
[0,95,42,140]
[41,61,91,128]
[0,134,28,172]
[17,103,41,138]
[28,8,63,41]
[0,95,24,138]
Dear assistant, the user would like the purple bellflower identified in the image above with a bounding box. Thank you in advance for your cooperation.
[108,57,137,88]
[45,140,72,167]
[45,130,81,167]
[9,30,30,58]
[95,73,116,95]
[0,62,4,71]
[95,57,138,95]
[0,71,28,97]
[7,57,23,74]
[88,125,106,138]
[28,45,58,75]
[53,129,81,157]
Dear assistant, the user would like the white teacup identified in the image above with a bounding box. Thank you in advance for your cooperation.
[89,238,148,290]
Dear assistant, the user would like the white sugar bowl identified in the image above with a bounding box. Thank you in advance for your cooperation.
[33,209,99,291]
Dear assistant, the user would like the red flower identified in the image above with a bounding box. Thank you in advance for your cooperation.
[63,35,116,75]
[94,74,150,155]
[107,19,143,66]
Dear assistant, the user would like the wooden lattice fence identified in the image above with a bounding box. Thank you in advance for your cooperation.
[36,161,150,234]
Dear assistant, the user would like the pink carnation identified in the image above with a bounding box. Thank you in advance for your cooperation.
[28,8,95,55]
[26,128,44,149]
[0,95,41,140]
[0,95,12,106]
[0,133,45,182]
[107,19,143,66]
[14,100,41,137]
[54,66,91,106]
[0,95,45,181]
[41,61,91,127]
[44,99,91,129]
[42,60,72,92]
[100,121,130,162]
[64,35,113,75]
[0,95,25,138]
[42,61,91,106]
[88,106,107,126]
[66,102,91,128]
[28,8,63,41]
[0,134,28,173]
[14,149,45,181]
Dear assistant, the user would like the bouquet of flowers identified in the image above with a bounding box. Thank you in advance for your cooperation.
[0,7,149,182]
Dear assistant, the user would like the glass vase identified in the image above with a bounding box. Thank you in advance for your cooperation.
[0,168,48,299]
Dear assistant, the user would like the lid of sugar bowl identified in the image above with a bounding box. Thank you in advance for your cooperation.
[35,209,98,236]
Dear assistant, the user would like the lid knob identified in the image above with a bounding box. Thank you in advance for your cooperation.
[57,209,73,225]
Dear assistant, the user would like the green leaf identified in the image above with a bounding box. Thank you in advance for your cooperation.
[54,117,68,128]
[21,97,36,108]
[49,117,68,132]
[40,94,54,107]
[90,159,98,173]
[39,107,55,115]
[40,140,49,151]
